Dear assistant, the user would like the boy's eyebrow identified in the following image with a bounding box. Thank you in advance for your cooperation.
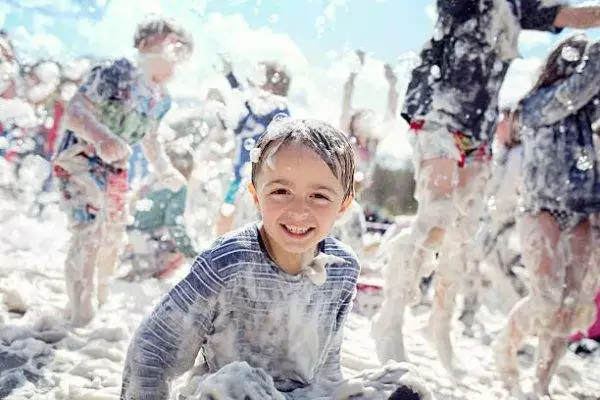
[265,179,340,195]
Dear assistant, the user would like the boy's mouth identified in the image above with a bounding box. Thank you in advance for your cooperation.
[281,224,315,239]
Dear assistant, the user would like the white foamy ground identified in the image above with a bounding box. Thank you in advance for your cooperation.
[0,192,599,400]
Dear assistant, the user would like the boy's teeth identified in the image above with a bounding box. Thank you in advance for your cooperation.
[286,225,309,234]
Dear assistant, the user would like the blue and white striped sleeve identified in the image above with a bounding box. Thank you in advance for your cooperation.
[121,254,224,400]
[318,286,356,385]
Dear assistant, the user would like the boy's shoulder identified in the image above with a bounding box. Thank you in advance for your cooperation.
[195,224,263,280]
[320,236,361,276]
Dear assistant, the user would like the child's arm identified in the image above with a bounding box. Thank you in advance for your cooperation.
[64,63,134,164]
[340,51,363,132]
[165,187,197,258]
[141,128,186,192]
[383,63,398,122]
[121,255,223,400]
[220,55,242,90]
[65,92,131,164]
[522,41,600,127]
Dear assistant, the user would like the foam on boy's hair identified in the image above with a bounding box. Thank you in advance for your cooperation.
[133,16,194,53]
[251,117,356,200]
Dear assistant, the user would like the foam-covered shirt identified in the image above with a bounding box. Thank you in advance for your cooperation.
[402,0,564,146]
[121,223,360,400]
[55,58,171,163]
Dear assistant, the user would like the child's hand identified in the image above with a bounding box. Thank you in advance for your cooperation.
[160,166,187,192]
[96,136,132,166]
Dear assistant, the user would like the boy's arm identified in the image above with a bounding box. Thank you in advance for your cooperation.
[141,128,186,192]
[341,72,357,132]
[165,188,197,258]
[121,255,224,400]
[522,41,600,127]
[319,287,356,385]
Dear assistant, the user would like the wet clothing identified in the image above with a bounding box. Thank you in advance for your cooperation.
[519,41,600,230]
[54,57,171,224]
[130,181,196,258]
[402,0,564,157]
[121,223,360,399]
[223,72,289,204]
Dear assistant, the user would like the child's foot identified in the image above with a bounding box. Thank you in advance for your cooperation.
[371,311,407,364]
[492,336,521,395]
[423,320,463,377]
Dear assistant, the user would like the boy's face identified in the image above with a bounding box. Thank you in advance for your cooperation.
[250,143,352,258]
[140,33,190,84]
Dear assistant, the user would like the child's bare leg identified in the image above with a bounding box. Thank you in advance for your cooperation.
[60,167,105,327]
[65,220,104,327]
[372,157,459,364]
[535,220,591,396]
[426,234,466,373]
[425,163,487,373]
[97,170,128,306]
[494,212,560,393]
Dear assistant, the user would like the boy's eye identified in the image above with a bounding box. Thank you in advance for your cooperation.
[311,193,332,202]
[270,188,290,196]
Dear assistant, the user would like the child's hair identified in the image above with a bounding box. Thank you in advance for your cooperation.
[529,33,589,95]
[251,117,356,200]
[166,145,195,181]
[133,17,194,54]
[260,61,291,97]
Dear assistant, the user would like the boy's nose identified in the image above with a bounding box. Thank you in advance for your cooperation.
[287,199,310,221]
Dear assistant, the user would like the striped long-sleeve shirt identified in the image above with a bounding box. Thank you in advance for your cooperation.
[121,223,360,400]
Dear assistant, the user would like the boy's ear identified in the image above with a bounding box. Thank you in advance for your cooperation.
[338,195,353,215]
[248,182,260,206]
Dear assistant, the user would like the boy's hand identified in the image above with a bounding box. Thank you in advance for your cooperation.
[96,136,132,166]
[159,166,187,192]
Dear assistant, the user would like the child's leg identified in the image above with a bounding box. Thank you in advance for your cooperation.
[96,169,128,306]
[425,165,488,372]
[493,212,560,393]
[56,159,107,327]
[535,219,591,395]
[372,157,460,364]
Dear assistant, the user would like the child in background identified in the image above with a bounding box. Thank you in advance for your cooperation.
[214,57,291,236]
[494,35,600,397]
[123,146,197,280]
[121,118,432,400]
[52,17,193,326]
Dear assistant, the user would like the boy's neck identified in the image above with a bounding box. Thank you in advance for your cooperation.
[259,226,316,276]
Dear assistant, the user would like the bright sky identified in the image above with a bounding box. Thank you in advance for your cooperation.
[3,0,600,120]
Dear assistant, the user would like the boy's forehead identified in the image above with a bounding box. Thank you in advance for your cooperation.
[261,145,343,189]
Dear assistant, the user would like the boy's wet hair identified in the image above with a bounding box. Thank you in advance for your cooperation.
[251,117,356,200]
[133,17,194,53]
[261,61,291,96]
